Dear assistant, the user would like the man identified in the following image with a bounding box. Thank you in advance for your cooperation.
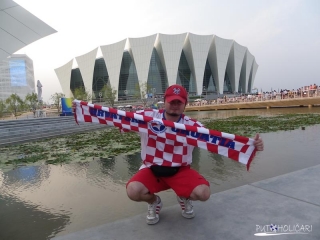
[126,84,264,225]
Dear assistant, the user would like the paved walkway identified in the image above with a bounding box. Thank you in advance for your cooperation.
[54,164,320,240]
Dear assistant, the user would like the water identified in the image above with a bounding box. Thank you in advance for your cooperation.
[0,108,320,240]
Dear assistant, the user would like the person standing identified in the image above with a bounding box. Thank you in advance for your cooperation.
[126,84,264,225]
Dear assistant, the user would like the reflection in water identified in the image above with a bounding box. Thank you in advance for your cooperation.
[0,196,70,240]
[0,166,70,240]
[2,165,50,190]
[125,152,143,176]
[208,152,244,184]
[0,171,3,188]
[191,147,201,171]
[0,108,320,240]
[210,153,228,179]
[100,156,116,173]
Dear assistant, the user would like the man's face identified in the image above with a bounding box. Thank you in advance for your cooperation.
[164,99,186,117]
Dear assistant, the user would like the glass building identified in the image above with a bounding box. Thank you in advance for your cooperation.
[0,54,35,101]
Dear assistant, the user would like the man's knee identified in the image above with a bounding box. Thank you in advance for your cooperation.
[126,181,147,201]
[191,184,211,201]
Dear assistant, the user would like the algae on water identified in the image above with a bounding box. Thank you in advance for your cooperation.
[0,113,319,169]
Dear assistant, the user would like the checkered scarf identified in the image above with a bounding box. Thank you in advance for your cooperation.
[73,100,256,170]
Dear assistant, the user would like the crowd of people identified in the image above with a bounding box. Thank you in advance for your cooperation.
[188,83,319,106]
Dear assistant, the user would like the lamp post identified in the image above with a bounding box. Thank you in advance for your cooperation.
[124,90,128,101]
[99,92,102,103]
[205,87,207,100]
[202,86,206,99]
[14,100,18,119]
[152,88,156,103]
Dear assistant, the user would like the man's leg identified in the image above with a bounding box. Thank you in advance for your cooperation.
[163,166,210,200]
[189,184,211,201]
[126,181,156,204]
[164,166,210,218]
[126,168,169,225]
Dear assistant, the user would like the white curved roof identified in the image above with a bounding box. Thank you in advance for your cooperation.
[249,59,259,90]
[128,34,157,95]
[55,33,258,96]
[226,41,247,93]
[100,39,127,100]
[208,36,233,94]
[54,59,73,98]
[0,0,56,61]
[240,49,255,93]
[155,33,187,87]
[184,33,213,94]
[75,48,98,95]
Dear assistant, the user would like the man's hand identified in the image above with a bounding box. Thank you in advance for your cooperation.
[253,133,264,151]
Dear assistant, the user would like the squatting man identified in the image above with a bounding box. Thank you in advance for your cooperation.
[126,84,264,225]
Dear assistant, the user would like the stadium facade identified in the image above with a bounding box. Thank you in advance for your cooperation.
[0,54,35,101]
[55,33,258,101]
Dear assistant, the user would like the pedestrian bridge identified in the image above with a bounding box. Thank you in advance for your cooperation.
[185,97,320,111]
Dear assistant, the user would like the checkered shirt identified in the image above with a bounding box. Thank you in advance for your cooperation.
[136,109,203,169]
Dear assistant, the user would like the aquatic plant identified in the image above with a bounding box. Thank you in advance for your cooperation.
[0,113,319,169]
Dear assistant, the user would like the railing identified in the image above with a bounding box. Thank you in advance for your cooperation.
[188,89,320,106]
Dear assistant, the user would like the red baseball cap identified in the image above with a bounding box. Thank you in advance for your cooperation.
[164,84,188,104]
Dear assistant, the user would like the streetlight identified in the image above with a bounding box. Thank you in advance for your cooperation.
[152,88,156,102]
[205,86,208,100]
[14,100,18,119]
[124,90,128,101]
[99,92,102,103]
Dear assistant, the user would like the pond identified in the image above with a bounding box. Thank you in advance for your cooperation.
[0,107,320,240]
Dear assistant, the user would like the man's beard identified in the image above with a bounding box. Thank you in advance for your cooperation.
[166,111,180,117]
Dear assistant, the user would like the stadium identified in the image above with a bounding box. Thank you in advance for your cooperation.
[55,33,258,101]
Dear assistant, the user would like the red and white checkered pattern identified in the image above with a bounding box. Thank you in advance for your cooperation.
[137,109,202,168]
[73,100,257,170]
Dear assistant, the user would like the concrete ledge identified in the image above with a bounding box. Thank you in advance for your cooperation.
[0,125,106,147]
[0,117,108,146]
[185,97,320,111]
[53,165,320,240]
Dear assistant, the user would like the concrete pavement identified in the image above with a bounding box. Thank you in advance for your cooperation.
[53,164,320,240]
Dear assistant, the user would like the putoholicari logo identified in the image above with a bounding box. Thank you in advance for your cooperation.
[148,120,167,134]
[255,224,312,236]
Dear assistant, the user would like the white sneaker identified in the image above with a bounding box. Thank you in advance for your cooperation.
[177,196,195,219]
[146,195,162,225]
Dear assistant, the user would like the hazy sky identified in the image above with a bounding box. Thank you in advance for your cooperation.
[14,0,320,102]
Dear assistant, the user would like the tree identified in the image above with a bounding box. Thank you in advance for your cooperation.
[101,84,117,107]
[0,99,6,118]
[134,82,152,108]
[5,94,23,117]
[25,92,38,110]
[72,87,92,102]
[50,92,65,113]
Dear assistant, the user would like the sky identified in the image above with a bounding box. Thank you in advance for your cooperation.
[14,0,320,103]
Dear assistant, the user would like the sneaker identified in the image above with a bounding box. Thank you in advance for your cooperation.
[177,196,195,219]
[146,195,162,225]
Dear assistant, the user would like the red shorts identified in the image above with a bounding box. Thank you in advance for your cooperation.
[126,166,209,198]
